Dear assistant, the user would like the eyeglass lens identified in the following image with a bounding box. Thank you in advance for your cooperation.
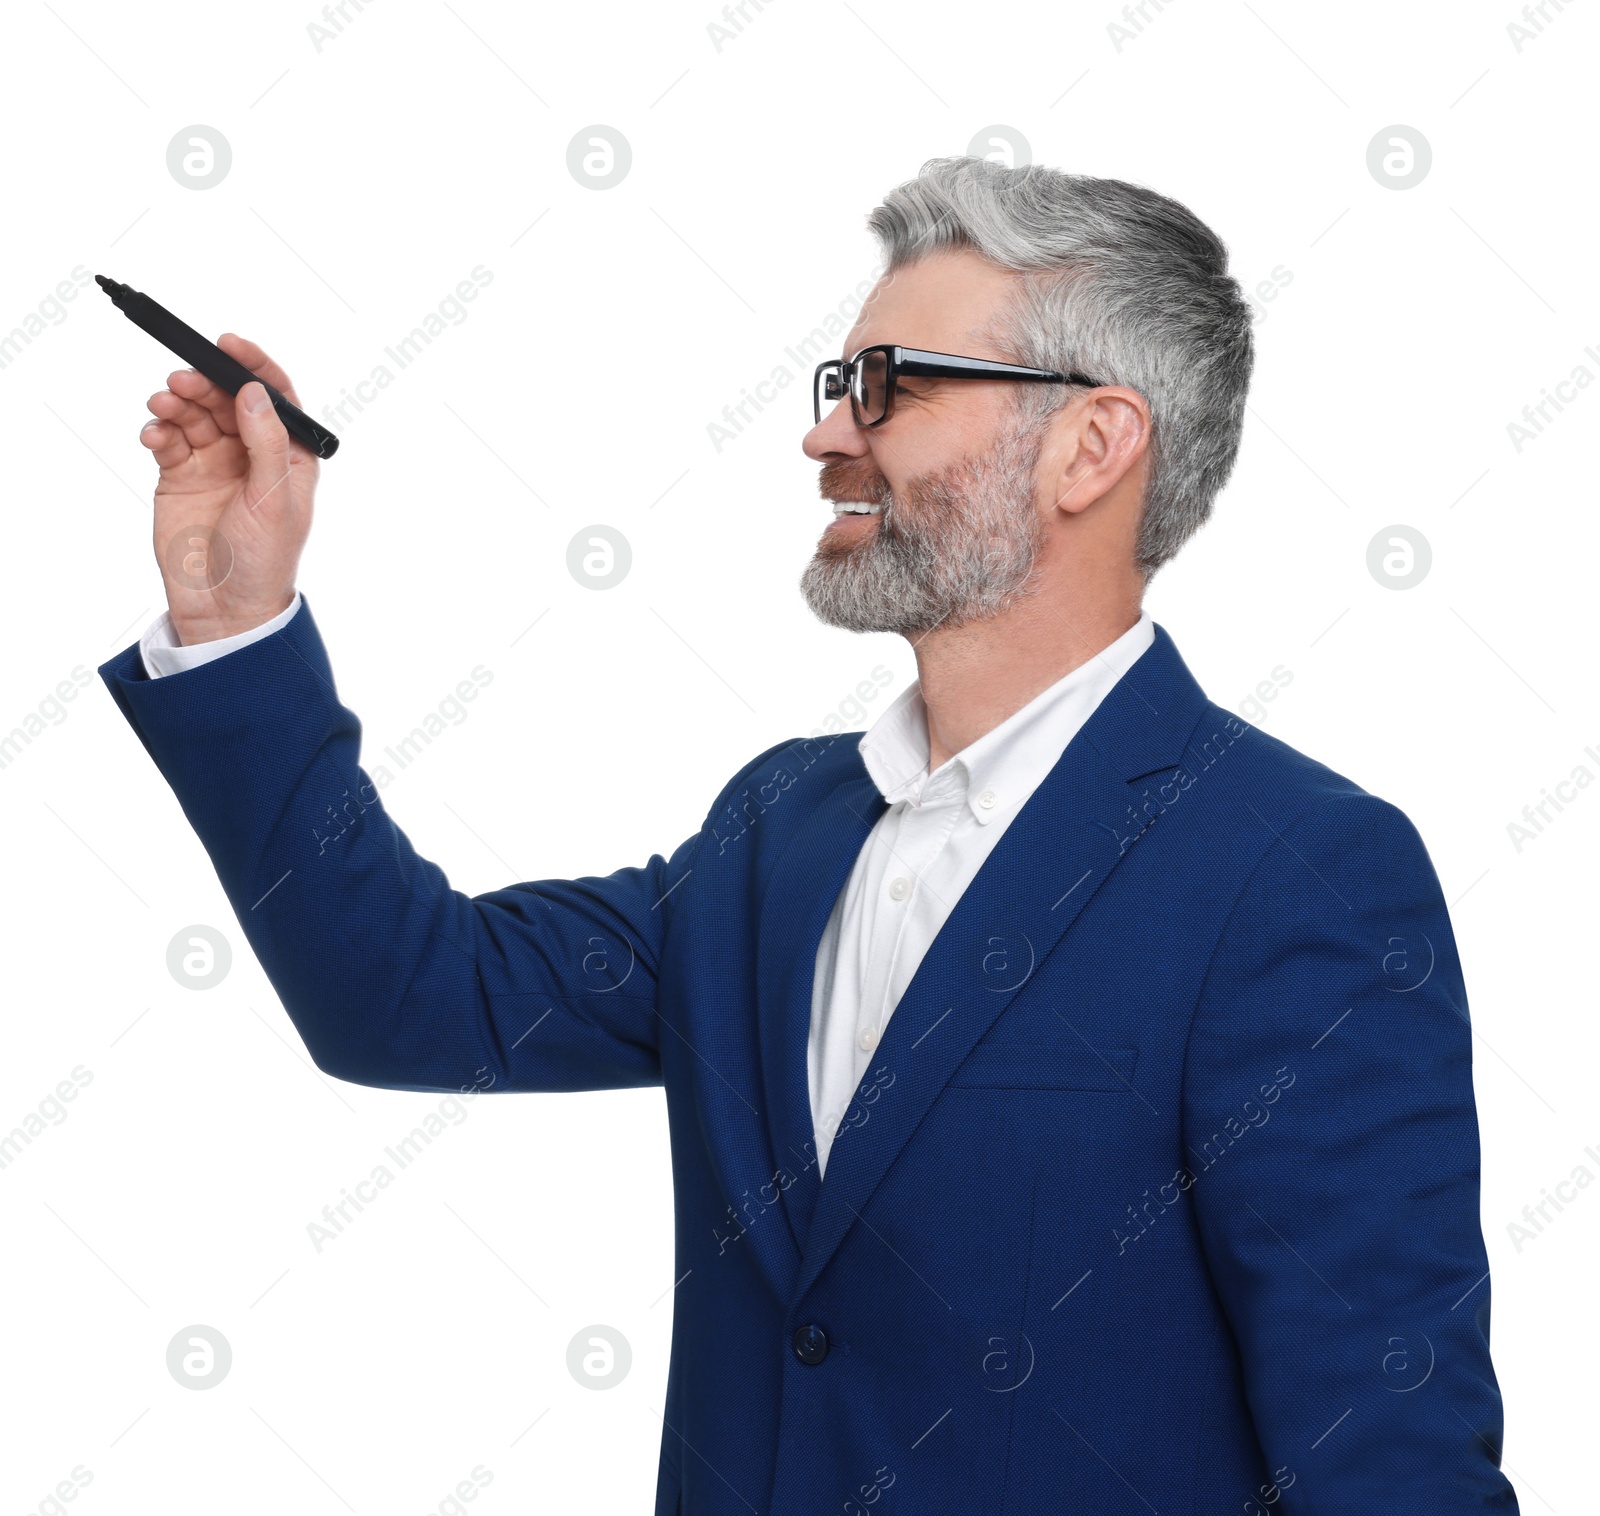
[853,349,889,424]
[816,349,892,425]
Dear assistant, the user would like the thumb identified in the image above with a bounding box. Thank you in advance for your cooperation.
[236,381,294,509]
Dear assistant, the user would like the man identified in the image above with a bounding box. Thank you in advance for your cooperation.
[101,157,1518,1512]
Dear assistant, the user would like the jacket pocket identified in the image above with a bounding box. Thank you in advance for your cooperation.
[948,1042,1138,1090]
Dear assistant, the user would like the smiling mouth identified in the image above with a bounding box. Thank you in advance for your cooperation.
[830,500,883,518]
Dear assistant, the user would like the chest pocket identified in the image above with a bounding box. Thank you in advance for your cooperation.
[948,1041,1138,1090]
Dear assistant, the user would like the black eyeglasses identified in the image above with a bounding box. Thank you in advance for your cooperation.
[813,344,1105,429]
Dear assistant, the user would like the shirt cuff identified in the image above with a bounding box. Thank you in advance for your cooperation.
[140,591,304,679]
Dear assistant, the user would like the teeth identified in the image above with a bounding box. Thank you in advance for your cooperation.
[831,500,882,517]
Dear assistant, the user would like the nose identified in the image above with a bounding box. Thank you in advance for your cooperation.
[802,397,869,464]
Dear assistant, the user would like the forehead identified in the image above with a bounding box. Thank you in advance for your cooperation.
[844,247,1021,358]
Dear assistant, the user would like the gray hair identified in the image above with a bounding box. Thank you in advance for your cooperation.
[865,157,1255,580]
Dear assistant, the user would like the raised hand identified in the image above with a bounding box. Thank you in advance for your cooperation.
[139,333,318,645]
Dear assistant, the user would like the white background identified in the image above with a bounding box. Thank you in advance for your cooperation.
[1,1,1594,1511]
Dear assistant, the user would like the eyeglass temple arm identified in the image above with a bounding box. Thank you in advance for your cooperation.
[893,353,1102,387]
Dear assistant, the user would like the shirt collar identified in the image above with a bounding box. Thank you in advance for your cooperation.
[858,610,1157,825]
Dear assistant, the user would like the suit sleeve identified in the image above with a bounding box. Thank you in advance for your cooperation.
[1182,794,1519,1511]
[98,593,787,1096]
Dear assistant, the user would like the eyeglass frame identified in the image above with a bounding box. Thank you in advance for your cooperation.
[812,344,1106,429]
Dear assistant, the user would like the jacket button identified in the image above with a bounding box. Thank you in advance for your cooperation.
[791,1323,829,1365]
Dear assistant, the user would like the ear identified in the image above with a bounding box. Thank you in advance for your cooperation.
[1045,387,1151,517]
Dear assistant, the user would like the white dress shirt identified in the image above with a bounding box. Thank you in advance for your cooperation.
[806,610,1155,1172]
[137,598,1155,1175]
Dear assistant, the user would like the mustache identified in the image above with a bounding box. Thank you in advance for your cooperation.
[818,465,892,505]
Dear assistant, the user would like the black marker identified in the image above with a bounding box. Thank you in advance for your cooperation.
[95,274,340,459]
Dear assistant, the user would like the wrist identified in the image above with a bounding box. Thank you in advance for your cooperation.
[169,593,294,647]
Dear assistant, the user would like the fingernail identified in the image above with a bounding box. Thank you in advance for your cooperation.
[242,383,270,415]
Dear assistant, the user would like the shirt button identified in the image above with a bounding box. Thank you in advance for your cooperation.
[859,1026,879,1052]
[978,789,998,809]
[792,1323,830,1365]
[888,877,911,901]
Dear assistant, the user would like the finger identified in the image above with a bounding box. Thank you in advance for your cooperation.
[235,381,297,513]
[217,333,303,409]
[146,388,226,450]
[176,365,313,462]
[167,367,242,435]
[139,418,193,470]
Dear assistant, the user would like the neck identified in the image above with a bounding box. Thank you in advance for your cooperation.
[908,584,1143,771]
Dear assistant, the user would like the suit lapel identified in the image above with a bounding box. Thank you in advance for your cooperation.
[789,622,1211,1305]
[755,770,888,1261]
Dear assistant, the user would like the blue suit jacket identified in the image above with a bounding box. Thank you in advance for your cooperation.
[100,598,1517,1514]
